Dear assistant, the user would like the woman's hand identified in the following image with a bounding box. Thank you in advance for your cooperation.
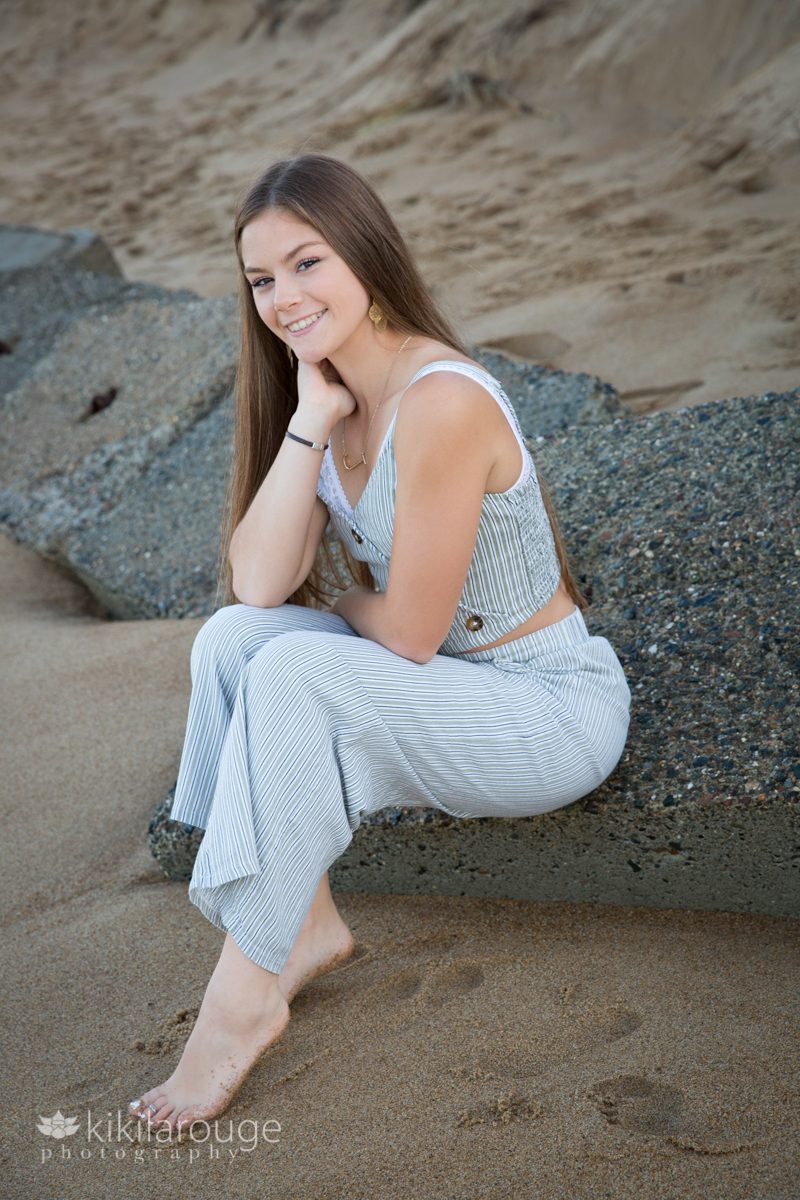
[295,357,356,429]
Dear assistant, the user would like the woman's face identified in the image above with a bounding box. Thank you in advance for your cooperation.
[240,207,371,362]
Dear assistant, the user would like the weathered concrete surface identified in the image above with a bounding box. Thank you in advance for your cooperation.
[474,347,623,436]
[149,389,799,918]
[0,288,238,616]
[0,224,185,399]
[1,254,621,619]
[60,395,236,619]
[0,224,236,618]
[0,223,122,276]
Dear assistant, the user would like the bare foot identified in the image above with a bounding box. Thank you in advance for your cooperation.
[277,911,355,1004]
[128,934,289,1134]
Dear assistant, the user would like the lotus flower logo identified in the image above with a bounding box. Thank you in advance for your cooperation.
[37,1110,80,1138]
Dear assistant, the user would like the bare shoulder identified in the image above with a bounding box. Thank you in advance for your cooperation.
[391,373,501,499]
[395,364,503,446]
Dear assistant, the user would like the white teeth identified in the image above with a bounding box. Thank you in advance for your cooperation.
[287,310,325,332]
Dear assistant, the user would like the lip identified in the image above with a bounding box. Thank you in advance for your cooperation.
[284,309,326,336]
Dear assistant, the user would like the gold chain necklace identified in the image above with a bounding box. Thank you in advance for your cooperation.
[341,334,414,471]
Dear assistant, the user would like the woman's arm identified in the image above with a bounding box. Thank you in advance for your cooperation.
[332,375,497,662]
[231,407,334,606]
[231,362,352,607]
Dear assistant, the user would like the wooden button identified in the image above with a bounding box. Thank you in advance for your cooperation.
[465,613,484,631]
[351,528,364,544]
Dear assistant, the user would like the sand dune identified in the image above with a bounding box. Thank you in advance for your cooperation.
[1,0,797,408]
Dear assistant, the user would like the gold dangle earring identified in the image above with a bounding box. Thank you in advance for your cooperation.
[368,300,387,333]
[285,342,294,363]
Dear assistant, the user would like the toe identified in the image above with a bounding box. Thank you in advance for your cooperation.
[129,1096,156,1119]
[136,1092,167,1123]
[151,1099,176,1124]
[158,1109,187,1135]
[172,1106,206,1134]
[129,1095,150,1117]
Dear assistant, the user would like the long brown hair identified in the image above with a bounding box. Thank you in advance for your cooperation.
[215,152,587,615]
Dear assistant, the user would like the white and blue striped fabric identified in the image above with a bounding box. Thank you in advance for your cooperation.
[169,363,632,975]
[318,359,564,656]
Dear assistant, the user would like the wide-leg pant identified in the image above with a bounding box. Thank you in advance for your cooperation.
[168,602,631,974]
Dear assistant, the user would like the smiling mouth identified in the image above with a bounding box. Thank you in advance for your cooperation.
[285,309,326,333]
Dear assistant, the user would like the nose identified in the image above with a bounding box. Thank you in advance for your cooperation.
[273,275,303,317]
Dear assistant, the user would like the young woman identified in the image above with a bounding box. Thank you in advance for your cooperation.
[128,152,631,1135]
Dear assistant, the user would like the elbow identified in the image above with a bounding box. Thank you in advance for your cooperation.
[230,552,295,610]
[230,562,256,606]
[228,538,264,606]
[230,569,282,609]
[231,584,269,608]
[383,609,441,667]
[230,542,302,610]
[410,649,437,665]
[382,597,442,664]
[393,644,433,665]
[393,634,440,666]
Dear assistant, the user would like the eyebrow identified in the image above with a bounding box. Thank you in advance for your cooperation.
[243,241,325,274]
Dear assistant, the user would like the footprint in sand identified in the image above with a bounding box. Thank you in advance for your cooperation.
[475,1002,643,1082]
[449,1062,545,1129]
[585,1073,769,1154]
[587,1073,683,1135]
[425,961,484,1008]
[442,984,644,1131]
[366,957,485,1014]
[455,1088,545,1128]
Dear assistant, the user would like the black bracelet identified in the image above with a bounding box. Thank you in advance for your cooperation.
[285,430,329,451]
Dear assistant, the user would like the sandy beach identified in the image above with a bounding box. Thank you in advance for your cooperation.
[1,531,798,1196]
[2,1,799,1196]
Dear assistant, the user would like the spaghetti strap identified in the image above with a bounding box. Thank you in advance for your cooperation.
[404,360,531,491]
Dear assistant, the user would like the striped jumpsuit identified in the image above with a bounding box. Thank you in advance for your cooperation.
[168,361,632,973]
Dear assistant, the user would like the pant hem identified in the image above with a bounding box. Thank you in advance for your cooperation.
[186,885,290,975]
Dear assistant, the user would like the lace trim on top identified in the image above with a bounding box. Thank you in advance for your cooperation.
[319,445,354,517]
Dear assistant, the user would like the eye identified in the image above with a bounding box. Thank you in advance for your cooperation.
[249,257,320,290]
